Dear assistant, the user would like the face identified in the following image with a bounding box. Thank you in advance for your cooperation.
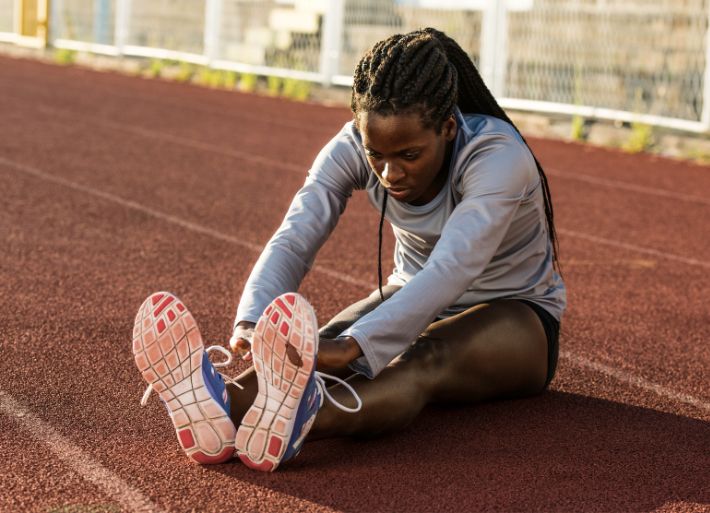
[358,111,457,205]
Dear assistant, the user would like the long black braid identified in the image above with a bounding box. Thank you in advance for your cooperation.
[351,28,561,302]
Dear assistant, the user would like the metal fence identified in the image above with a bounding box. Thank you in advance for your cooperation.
[1,0,709,132]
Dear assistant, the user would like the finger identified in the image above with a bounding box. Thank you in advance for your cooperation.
[230,337,250,355]
[242,351,252,362]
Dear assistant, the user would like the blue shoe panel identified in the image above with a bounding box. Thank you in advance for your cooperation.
[201,352,231,415]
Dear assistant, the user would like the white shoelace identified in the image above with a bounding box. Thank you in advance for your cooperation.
[140,345,243,407]
[140,345,362,414]
[314,371,363,413]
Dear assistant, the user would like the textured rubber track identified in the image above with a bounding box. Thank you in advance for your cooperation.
[132,292,236,464]
[235,293,318,472]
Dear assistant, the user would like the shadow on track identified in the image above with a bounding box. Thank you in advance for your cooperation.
[210,391,709,513]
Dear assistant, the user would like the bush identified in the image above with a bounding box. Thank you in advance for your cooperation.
[175,61,194,83]
[238,73,258,93]
[622,122,654,154]
[54,48,76,66]
[223,71,238,89]
[267,76,282,96]
[282,78,311,102]
[571,115,585,141]
[147,59,165,78]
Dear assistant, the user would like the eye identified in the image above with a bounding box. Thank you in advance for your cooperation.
[401,152,419,161]
[366,150,382,159]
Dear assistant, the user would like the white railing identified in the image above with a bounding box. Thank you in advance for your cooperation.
[1,0,708,133]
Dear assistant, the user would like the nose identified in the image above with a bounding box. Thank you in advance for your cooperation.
[380,161,403,186]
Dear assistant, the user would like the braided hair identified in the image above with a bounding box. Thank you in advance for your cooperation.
[351,28,561,301]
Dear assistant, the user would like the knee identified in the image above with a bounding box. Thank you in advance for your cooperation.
[395,335,451,394]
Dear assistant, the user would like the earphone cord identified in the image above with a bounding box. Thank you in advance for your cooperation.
[377,190,389,302]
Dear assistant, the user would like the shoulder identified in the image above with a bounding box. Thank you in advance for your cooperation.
[452,114,538,196]
[308,121,369,189]
[314,121,366,166]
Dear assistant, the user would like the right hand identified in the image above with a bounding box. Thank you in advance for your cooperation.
[230,321,256,362]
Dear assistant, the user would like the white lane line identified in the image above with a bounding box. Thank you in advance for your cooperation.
[28,104,710,210]
[0,156,372,290]
[35,104,308,174]
[0,390,167,513]
[558,228,710,269]
[546,168,710,206]
[560,351,710,414]
[2,156,708,417]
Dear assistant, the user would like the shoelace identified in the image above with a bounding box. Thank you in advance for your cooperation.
[140,345,243,407]
[313,371,363,413]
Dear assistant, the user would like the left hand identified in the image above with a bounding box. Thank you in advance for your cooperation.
[317,336,363,370]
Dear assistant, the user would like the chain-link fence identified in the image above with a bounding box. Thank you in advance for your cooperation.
[505,0,707,124]
[217,0,321,72]
[50,0,114,45]
[2,0,709,132]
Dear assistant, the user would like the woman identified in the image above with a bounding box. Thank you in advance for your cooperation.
[133,28,565,471]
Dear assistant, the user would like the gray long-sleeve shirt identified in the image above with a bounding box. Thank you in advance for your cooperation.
[235,109,566,378]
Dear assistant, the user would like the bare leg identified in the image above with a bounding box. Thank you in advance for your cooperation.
[228,300,550,440]
[312,300,548,439]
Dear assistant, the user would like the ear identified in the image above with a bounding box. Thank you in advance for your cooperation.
[442,115,457,141]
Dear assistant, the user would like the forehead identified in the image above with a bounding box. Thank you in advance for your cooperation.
[358,111,433,150]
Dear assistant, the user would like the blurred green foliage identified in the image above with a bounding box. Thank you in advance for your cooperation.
[54,48,77,66]
[623,122,654,153]
[282,78,311,102]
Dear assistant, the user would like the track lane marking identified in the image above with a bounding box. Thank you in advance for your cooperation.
[560,351,710,414]
[1,156,708,418]
[546,168,710,206]
[0,390,167,513]
[0,156,372,289]
[4,95,710,210]
[558,228,710,269]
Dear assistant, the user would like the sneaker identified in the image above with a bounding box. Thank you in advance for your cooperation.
[133,291,237,464]
[235,292,362,472]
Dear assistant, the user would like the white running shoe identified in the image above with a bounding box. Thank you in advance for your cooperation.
[235,292,362,471]
[133,291,238,464]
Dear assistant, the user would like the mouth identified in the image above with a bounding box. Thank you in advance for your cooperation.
[386,188,409,200]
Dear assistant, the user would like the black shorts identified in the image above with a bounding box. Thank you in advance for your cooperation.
[518,300,560,388]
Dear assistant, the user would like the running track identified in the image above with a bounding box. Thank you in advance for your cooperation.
[0,55,708,513]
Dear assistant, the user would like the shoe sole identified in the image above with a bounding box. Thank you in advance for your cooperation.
[132,291,236,464]
[235,293,318,471]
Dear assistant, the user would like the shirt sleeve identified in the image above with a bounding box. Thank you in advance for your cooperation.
[233,123,368,331]
[342,132,537,378]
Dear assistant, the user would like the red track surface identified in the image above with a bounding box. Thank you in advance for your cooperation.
[0,56,708,513]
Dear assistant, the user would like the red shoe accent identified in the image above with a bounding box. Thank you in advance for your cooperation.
[280,321,289,337]
[178,429,195,449]
[239,454,274,472]
[267,436,283,458]
[167,309,176,322]
[192,447,233,464]
[154,296,174,317]
[176,302,185,312]
[156,319,166,334]
[270,310,280,325]
[284,294,296,306]
[275,297,292,318]
[151,293,164,306]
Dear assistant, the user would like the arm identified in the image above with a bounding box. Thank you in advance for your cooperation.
[340,134,537,377]
[231,124,368,348]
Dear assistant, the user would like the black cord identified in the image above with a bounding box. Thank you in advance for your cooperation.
[378,191,389,302]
